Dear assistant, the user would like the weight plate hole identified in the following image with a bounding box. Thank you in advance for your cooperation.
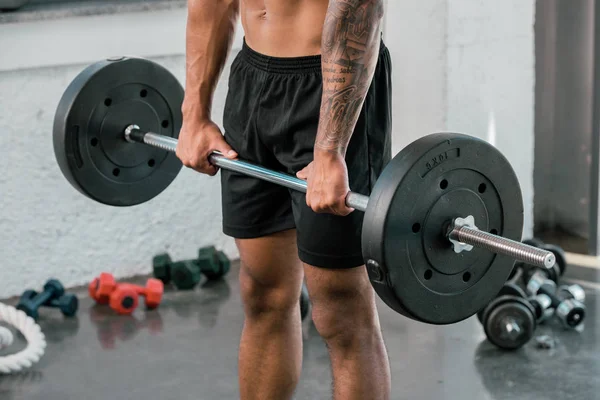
[478,183,487,193]
[490,229,498,235]
[104,98,112,107]
[161,120,169,128]
[112,168,120,177]
[440,179,448,190]
[463,272,471,282]
[148,159,155,167]
[140,89,148,98]
[424,270,433,280]
[90,138,98,147]
[412,223,421,233]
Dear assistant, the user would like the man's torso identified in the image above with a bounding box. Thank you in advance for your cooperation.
[241,0,329,57]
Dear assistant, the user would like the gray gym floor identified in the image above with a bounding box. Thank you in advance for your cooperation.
[1,262,599,400]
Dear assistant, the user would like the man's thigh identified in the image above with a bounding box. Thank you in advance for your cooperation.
[235,229,303,290]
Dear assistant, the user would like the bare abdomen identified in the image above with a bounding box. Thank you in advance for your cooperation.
[241,0,329,57]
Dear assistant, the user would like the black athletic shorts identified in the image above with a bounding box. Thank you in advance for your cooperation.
[221,39,392,269]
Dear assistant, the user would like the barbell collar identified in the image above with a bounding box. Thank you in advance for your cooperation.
[125,126,370,212]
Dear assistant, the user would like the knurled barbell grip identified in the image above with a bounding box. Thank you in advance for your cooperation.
[124,126,555,269]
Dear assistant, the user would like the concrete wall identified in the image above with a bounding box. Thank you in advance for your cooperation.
[445,0,536,236]
[0,1,536,297]
[384,0,448,152]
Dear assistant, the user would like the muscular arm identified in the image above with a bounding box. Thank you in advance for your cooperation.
[315,0,385,155]
[182,0,239,122]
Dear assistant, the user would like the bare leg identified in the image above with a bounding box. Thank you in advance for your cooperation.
[237,229,304,400]
[304,264,391,400]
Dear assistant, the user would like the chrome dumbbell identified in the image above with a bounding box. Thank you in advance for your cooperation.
[505,265,553,324]
[526,271,585,329]
[557,284,586,303]
[528,291,553,324]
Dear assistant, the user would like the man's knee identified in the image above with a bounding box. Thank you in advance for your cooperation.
[239,263,300,319]
[311,285,380,348]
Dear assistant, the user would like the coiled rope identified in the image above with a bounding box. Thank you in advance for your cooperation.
[0,303,46,374]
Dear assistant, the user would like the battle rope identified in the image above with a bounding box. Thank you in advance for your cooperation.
[0,303,46,374]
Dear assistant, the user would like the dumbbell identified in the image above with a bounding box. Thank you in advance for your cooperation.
[478,281,558,349]
[170,247,231,289]
[558,284,586,303]
[196,246,231,280]
[17,279,79,320]
[501,265,553,324]
[527,291,553,324]
[153,247,231,289]
[89,273,164,315]
[152,253,173,285]
[526,271,585,329]
[479,288,538,350]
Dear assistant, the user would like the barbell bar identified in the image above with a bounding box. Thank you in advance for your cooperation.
[124,124,554,270]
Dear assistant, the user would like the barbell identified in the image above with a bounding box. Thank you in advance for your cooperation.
[52,57,554,325]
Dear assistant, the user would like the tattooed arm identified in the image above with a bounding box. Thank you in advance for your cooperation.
[316,0,385,155]
[297,0,384,215]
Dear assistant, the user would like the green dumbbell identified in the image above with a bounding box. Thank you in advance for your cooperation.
[152,251,201,289]
[197,246,231,280]
[171,260,202,290]
[163,247,231,290]
[152,253,173,284]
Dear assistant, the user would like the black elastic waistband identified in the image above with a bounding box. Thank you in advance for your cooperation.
[240,38,387,74]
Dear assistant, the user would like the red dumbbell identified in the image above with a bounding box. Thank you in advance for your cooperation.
[88,273,164,315]
[88,275,110,304]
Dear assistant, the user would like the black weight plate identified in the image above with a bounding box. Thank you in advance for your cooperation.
[53,57,183,206]
[540,244,567,276]
[477,281,525,325]
[483,295,536,350]
[476,308,485,325]
[498,283,527,299]
[362,132,523,325]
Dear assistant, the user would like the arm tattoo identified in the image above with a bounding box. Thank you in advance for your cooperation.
[316,0,384,154]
